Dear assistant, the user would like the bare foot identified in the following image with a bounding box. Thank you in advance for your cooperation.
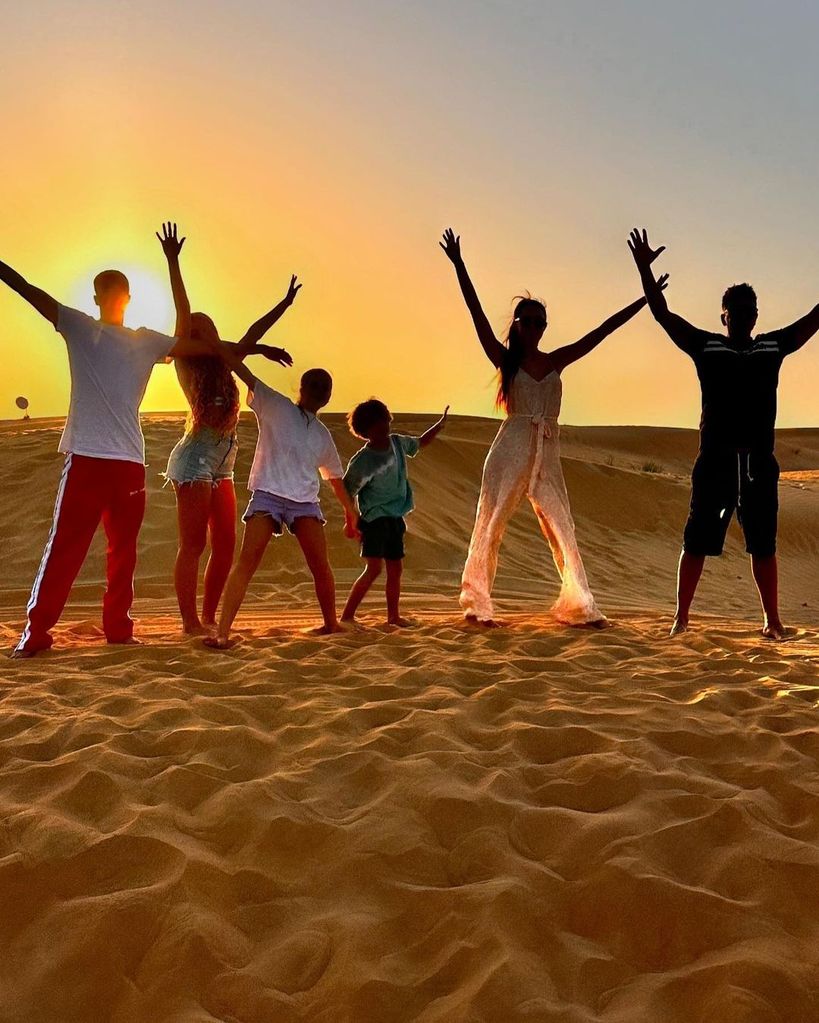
[340,617,367,631]
[387,616,416,628]
[464,614,506,629]
[183,623,207,637]
[303,622,345,635]
[570,617,612,630]
[669,617,688,637]
[762,620,787,641]
[108,637,142,646]
[203,635,237,650]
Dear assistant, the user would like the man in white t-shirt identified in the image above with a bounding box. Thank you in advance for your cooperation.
[205,362,360,647]
[2,223,219,657]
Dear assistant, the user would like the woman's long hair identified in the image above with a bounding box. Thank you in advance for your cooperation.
[181,313,240,435]
[496,296,547,411]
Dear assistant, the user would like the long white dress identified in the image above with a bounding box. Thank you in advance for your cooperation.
[459,368,605,624]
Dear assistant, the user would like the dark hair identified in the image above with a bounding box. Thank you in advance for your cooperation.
[348,398,392,439]
[301,368,333,393]
[93,269,130,295]
[181,313,240,435]
[496,296,547,411]
[721,283,757,312]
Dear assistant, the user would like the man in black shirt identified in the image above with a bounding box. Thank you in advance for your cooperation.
[629,228,819,639]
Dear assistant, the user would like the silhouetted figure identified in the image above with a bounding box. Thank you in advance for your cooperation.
[629,227,819,639]
[341,399,449,627]
[1,223,220,657]
[204,365,360,648]
[160,245,299,636]
[441,229,663,627]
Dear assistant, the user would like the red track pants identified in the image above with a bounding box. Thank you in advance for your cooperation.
[16,454,146,654]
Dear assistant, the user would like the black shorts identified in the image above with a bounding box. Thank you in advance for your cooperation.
[359,516,407,560]
[683,450,779,558]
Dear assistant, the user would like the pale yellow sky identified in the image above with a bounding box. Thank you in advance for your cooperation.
[2,2,819,428]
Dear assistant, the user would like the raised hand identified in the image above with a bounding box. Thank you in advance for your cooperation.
[285,274,301,305]
[257,344,293,367]
[628,228,665,269]
[439,228,462,265]
[156,221,186,260]
[657,272,670,292]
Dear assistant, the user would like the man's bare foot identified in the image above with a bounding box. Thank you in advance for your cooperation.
[108,637,142,646]
[762,620,787,641]
[9,647,38,659]
[203,635,237,650]
[669,617,688,637]
[387,616,416,628]
[183,622,207,636]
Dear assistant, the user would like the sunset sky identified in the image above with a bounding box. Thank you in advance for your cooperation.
[2,1,819,428]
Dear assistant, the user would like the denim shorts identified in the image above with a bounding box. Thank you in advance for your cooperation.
[166,428,238,485]
[243,490,325,534]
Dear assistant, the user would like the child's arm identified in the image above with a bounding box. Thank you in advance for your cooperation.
[236,275,301,353]
[328,477,361,539]
[418,406,450,448]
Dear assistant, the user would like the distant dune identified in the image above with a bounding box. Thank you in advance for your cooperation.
[1,415,818,1022]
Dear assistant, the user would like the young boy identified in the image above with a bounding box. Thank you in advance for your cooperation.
[2,223,219,657]
[205,366,360,647]
[341,400,449,627]
[628,227,819,639]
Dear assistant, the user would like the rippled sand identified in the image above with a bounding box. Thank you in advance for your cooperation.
[1,415,818,1022]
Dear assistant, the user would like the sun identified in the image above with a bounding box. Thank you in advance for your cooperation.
[67,263,176,334]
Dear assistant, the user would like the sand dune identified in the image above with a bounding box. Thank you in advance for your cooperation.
[1,415,818,1022]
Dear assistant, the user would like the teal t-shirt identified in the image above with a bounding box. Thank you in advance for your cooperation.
[343,434,421,521]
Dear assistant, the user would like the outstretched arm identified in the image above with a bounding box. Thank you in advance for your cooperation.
[236,275,301,352]
[439,229,506,368]
[549,286,666,373]
[777,304,819,353]
[157,222,191,341]
[213,339,294,392]
[156,222,219,359]
[0,259,58,325]
[419,405,449,447]
[628,228,701,353]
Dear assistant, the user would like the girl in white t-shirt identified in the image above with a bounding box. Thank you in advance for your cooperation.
[205,365,360,648]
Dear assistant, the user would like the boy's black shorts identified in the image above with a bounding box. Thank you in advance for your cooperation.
[683,449,779,558]
[359,515,407,560]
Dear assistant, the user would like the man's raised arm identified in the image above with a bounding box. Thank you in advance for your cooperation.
[0,259,58,325]
[775,303,819,354]
[628,227,700,354]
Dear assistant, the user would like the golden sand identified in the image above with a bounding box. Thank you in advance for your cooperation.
[1,415,818,1022]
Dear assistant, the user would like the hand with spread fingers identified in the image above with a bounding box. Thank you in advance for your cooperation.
[439,228,463,265]
[628,227,665,269]
[156,221,186,261]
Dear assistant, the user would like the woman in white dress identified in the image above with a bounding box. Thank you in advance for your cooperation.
[440,228,666,626]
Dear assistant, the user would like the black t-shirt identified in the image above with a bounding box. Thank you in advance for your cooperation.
[660,319,800,452]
